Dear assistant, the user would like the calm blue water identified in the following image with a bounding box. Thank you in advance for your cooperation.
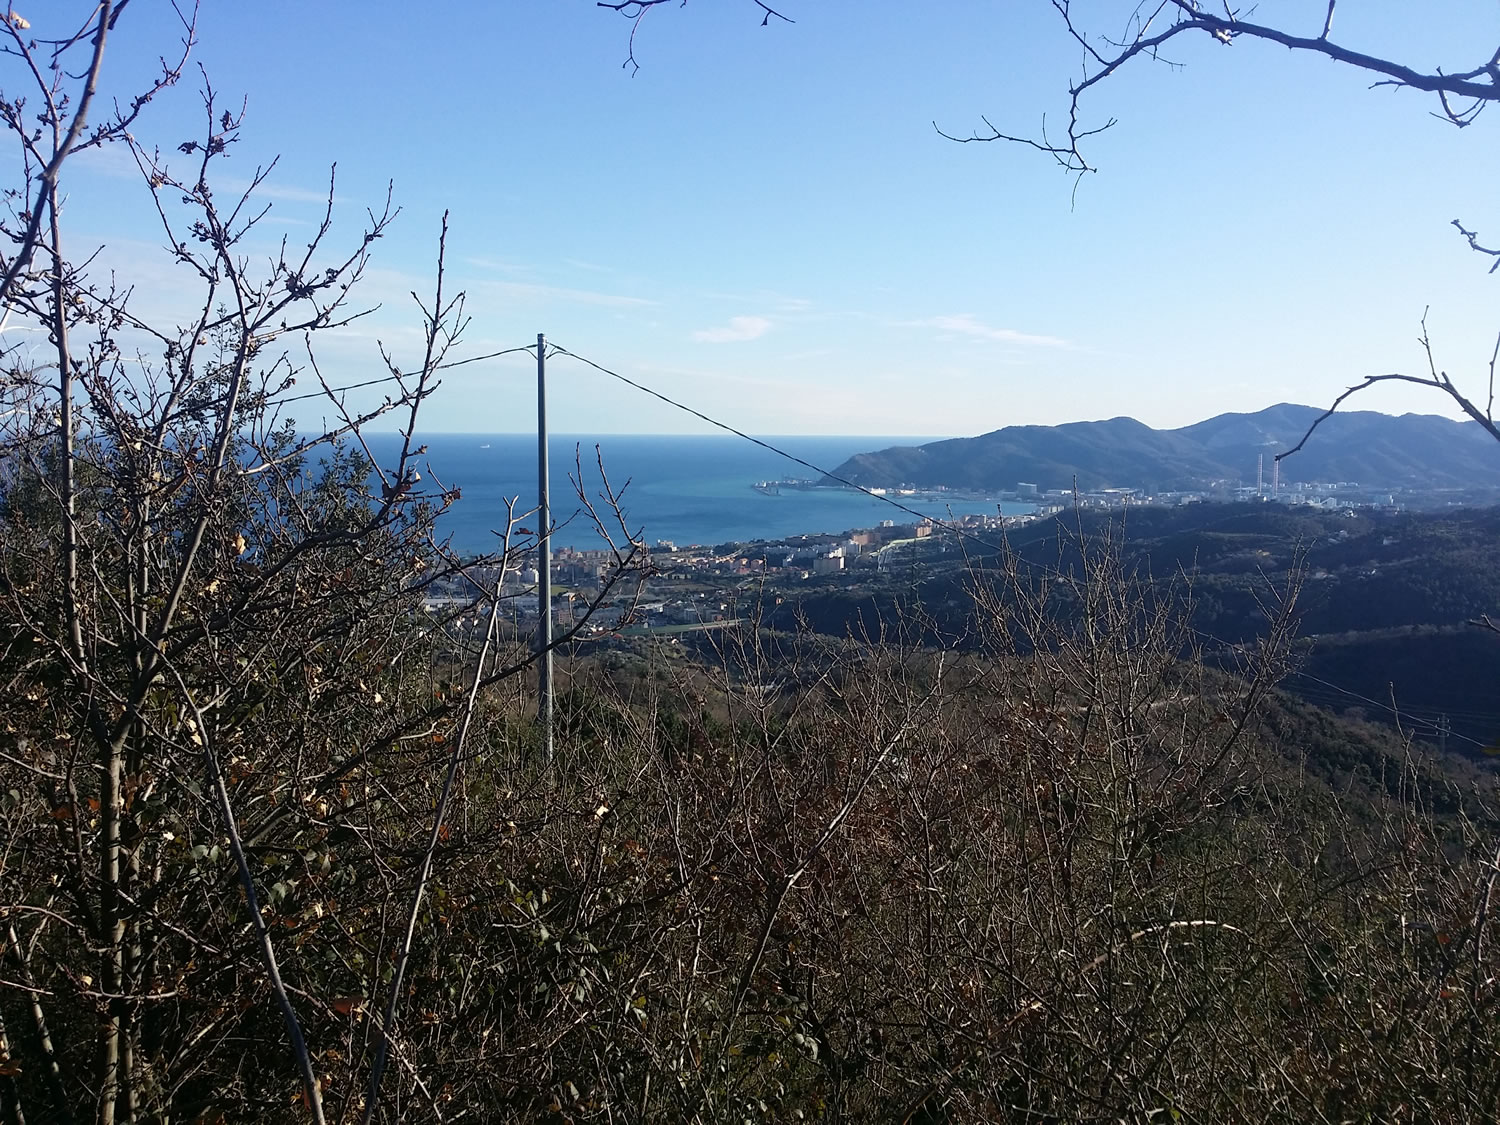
[362,433,1021,553]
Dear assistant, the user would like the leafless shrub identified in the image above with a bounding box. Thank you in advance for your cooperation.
[3,8,1499,1123]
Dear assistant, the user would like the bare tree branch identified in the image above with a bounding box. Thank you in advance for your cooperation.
[596,0,792,73]
[1278,313,1500,467]
[951,2,1500,174]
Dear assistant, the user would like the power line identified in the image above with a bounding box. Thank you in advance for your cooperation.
[548,342,1277,620]
[548,344,985,536]
[537,341,1491,749]
[1285,669,1491,748]
[268,346,535,406]
[273,374,406,406]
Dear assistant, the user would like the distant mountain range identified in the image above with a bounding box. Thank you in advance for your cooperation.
[827,404,1500,492]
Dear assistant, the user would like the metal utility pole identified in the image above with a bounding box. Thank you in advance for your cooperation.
[536,333,553,764]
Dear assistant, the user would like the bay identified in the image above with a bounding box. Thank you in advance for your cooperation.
[361,433,1025,554]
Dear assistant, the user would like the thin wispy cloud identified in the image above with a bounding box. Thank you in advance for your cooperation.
[629,362,791,391]
[693,315,771,343]
[481,280,656,308]
[911,314,1070,348]
[778,347,836,362]
[626,360,942,430]
[465,256,535,275]
[219,176,340,205]
[72,146,339,205]
[705,289,812,314]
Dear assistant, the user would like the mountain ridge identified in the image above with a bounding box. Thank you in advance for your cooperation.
[827,403,1500,491]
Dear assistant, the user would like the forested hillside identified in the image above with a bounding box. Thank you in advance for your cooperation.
[772,503,1500,751]
[831,404,1500,490]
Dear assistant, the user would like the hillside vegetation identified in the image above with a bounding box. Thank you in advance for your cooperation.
[772,503,1500,752]
[8,476,1500,1120]
[831,404,1500,491]
[3,10,1500,1119]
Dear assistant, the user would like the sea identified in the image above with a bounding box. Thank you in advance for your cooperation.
[359,433,1029,554]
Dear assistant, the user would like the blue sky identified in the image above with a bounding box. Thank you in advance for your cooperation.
[55,1,1500,435]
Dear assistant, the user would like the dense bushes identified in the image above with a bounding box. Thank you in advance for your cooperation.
[3,9,1500,1119]
[11,463,1500,1120]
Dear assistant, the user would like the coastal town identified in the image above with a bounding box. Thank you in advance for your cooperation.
[420,469,1485,638]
